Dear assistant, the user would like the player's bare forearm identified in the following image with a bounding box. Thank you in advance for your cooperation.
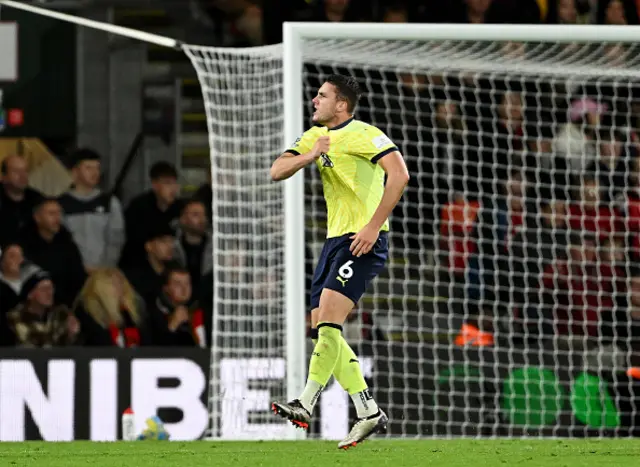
[368,151,410,231]
[270,152,316,181]
[368,173,409,231]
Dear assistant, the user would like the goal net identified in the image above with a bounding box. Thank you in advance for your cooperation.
[186,31,640,439]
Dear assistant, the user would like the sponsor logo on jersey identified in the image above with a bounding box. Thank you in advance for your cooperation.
[320,153,334,168]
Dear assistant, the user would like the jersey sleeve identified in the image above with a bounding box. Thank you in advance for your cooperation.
[358,127,399,163]
[285,128,319,156]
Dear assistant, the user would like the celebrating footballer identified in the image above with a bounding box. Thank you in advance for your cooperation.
[269,74,409,449]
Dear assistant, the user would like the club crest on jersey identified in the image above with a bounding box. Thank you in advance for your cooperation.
[320,153,334,168]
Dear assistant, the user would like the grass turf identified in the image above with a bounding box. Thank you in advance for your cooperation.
[2,440,640,467]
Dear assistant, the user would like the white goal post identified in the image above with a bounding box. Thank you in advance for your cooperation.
[5,0,640,440]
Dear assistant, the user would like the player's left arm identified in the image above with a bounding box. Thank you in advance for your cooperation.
[350,150,409,257]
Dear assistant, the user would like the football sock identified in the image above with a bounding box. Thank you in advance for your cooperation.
[310,327,379,419]
[299,322,342,413]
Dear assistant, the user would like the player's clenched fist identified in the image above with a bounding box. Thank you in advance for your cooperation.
[310,136,330,159]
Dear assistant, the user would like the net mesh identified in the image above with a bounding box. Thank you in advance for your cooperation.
[186,38,640,439]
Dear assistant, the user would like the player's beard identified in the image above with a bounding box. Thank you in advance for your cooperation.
[313,109,333,126]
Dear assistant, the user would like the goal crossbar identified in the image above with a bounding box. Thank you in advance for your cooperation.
[0,0,182,48]
[284,21,640,43]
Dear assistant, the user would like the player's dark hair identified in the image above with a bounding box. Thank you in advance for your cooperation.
[326,74,361,113]
[149,161,178,181]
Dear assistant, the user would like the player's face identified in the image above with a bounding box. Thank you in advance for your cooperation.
[312,82,343,125]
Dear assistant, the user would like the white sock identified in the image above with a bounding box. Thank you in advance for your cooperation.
[350,388,379,419]
[298,380,323,414]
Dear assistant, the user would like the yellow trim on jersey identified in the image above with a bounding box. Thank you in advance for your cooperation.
[285,118,399,238]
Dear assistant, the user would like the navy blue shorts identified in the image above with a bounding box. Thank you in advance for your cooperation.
[309,232,388,309]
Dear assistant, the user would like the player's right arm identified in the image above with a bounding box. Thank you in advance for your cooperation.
[270,131,329,182]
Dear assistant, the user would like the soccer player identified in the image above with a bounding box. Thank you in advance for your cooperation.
[269,74,409,449]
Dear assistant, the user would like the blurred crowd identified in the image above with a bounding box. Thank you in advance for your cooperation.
[193,0,640,47]
[4,0,640,350]
[325,62,640,351]
[0,151,214,347]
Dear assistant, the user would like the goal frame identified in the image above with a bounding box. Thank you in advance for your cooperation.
[281,20,640,437]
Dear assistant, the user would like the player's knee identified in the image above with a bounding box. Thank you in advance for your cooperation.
[318,289,354,325]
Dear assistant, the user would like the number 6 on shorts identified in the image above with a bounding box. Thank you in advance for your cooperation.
[338,260,354,279]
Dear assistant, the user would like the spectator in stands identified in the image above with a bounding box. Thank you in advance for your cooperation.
[3,270,80,347]
[195,171,212,226]
[459,166,526,346]
[0,155,43,246]
[149,266,205,346]
[524,125,575,202]
[509,188,569,341]
[381,3,408,22]
[468,166,526,303]
[73,268,150,347]
[544,231,602,341]
[123,225,176,306]
[546,0,579,23]
[298,0,367,22]
[553,97,604,174]
[449,0,497,23]
[622,155,640,260]
[0,242,40,315]
[626,265,640,349]
[478,86,525,196]
[597,234,627,341]
[173,199,212,296]
[430,89,480,204]
[58,148,125,272]
[198,268,214,346]
[20,198,87,307]
[444,0,541,23]
[568,171,623,239]
[590,124,637,203]
[119,161,181,270]
[597,0,639,24]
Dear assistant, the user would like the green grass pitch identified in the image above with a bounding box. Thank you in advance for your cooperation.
[2,440,640,467]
